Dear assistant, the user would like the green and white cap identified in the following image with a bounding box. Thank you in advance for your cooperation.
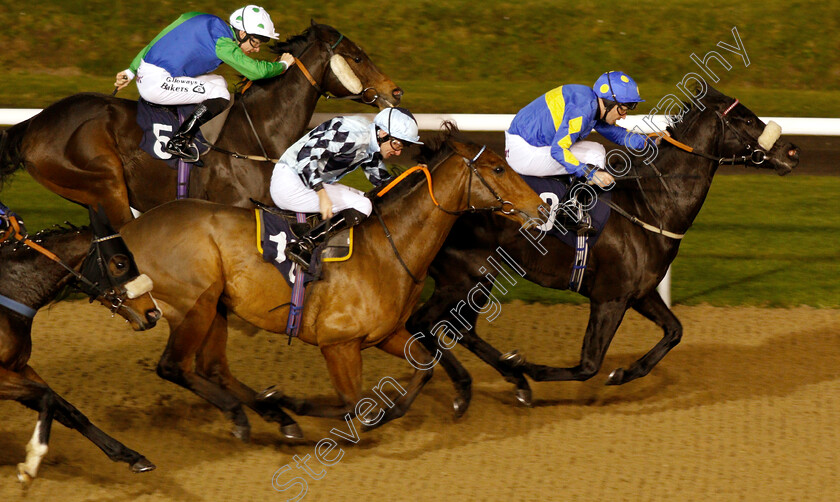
[230,5,280,40]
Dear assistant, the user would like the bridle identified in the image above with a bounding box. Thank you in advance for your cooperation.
[607,98,778,240]
[0,227,149,320]
[655,99,771,166]
[214,30,380,163]
[293,32,380,104]
[373,144,518,283]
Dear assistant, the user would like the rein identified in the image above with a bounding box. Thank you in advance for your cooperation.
[610,98,774,240]
[0,226,113,317]
[371,145,515,283]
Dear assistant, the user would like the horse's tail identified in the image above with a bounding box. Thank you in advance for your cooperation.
[0,119,31,187]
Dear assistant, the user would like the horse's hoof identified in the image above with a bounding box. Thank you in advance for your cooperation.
[130,457,156,473]
[606,368,625,386]
[515,387,533,407]
[16,465,33,490]
[452,396,469,419]
[258,386,280,402]
[500,350,525,368]
[232,424,251,443]
[280,423,304,440]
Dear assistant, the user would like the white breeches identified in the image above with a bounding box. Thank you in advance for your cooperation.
[504,131,606,177]
[136,61,230,105]
[269,165,373,216]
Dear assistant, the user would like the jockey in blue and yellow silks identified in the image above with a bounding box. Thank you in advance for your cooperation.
[506,71,650,188]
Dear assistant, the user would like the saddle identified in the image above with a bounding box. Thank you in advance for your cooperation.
[253,200,354,286]
[136,99,210,168]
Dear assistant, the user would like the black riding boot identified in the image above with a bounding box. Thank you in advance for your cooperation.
[554,204,596,236]
[286,209,366,270]
[164,97,228,162]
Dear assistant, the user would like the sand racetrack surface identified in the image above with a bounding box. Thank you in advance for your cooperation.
[1,300,839,501]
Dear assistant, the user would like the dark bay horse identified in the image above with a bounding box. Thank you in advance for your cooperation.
[0,208,160,487]
[117,136,545,440]
[0,23,401,228]
[407,87,801,407]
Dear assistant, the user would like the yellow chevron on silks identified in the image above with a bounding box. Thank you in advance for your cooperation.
[544,86,567,130]
[558,134,572,149]
[563,148,580,166]
[568,116,583,135]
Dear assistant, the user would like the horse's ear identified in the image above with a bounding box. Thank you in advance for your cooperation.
[311,19,317,27]
[88,204,116,238]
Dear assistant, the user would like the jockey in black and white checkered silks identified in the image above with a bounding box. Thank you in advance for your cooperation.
[269,107,423,269]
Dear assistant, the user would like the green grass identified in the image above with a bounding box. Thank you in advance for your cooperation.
[2,1,840,116]
[3,172,838,308]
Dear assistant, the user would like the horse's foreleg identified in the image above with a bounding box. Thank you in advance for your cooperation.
[258,340,360,420]
[156,291,251,441]
[420,284,533,406]
[605,290,683,385]
[0,366,53,487]
[522,299,628,384]
[19,366,153,474]
[196,309,303,439]
[362,327,434,431]
[407,298,472,418]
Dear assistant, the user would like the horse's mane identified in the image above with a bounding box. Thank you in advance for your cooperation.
[268,24,340,58]
[377,121,466,203]
[0,224,87,251]
[612,86,732,188]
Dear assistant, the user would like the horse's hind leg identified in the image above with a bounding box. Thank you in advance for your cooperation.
[605,290,682,385]
[156,289,251,441]
[18,366,153,476]
[28,127,136,228]
[362,327,434,431]
[196,307,304,439]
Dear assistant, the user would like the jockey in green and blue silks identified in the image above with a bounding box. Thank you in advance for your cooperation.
[114,5,296,162]
[506,71,650,188]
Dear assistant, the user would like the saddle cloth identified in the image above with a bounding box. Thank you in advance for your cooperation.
[255,208,354,286]
[521,175,613,248]
[136,99,209,168]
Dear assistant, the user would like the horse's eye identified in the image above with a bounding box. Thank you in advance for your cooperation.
[353,56,362,64]
[116,261,127,270]
[493,165,505,174]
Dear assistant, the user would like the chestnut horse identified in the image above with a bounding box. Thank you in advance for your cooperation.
[118,136,545,440]
[0,23,401,228]
[407,87,801,408]
[1,208,160,487]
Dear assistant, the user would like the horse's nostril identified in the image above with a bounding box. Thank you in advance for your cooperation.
[392,87,403,99]
[147,309,161,323]
[788,148,799,159]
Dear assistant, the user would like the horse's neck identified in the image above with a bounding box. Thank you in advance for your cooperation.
[628,115,720,234]
[378,157,468,274]
[0,231,90,308]
[219,47,329,160]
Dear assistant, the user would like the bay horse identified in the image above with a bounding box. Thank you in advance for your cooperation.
[407,87,801,408]
[0,23,401,228]
[1,207,161,487]
[117,134,546,440]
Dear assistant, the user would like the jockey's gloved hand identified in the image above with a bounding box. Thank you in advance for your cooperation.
[587,169,615,188]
